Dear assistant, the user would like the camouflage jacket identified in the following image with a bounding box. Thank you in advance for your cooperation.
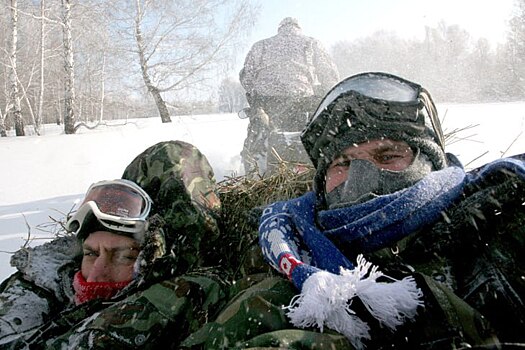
[183,155,525,349]
[0,141,230,349]
[240,25,339,98]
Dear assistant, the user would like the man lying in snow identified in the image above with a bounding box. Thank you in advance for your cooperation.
[185,72,525,349]
[0,140,228,348]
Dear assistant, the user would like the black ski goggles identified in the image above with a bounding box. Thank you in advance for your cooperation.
[314,72,439,124]
[66,179,152,237]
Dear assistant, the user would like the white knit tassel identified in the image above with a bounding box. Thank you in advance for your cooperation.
[285,269,371,349]
[352,255,423,330]
[285,255,423,349]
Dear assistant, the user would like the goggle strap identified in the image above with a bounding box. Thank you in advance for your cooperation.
[420,90,445,151]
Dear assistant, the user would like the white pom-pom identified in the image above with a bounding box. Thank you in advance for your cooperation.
[284,255,423,349]
[285,270,370,349]
[351,255,423,330]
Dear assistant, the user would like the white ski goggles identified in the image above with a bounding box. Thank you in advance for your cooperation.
[66,179,153,237]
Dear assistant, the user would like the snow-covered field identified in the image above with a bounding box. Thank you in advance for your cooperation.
[1,103,524,281]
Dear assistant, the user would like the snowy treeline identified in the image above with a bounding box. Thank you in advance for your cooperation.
[331,3,525,103]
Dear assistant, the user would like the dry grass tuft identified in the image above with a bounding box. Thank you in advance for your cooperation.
[215,162,315,278]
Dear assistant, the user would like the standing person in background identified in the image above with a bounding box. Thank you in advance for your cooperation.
[240,17,339,175]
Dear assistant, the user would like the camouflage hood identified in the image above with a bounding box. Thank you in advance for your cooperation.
[121,140,221,283]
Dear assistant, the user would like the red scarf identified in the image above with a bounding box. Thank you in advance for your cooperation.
[73,271,131,305]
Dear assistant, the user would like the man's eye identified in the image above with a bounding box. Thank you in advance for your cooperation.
[118,256,137,265]
[332,159,351,167]
[124,254,138,261]
[83,250,98,257]
[115,251,138,264]
[377,154,402,162]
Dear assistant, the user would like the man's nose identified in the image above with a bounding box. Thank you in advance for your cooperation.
[86,255,113,282]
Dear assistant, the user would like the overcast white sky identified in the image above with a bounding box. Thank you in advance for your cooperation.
[244,0,517,49]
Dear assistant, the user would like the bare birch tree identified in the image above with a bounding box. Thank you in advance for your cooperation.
[133,1,169,122]
[3,0,54,135]
[0,64,6,136]
[35,0,46,135]
[62,0,76,134]
[0,8,6,137]
[67,0,129,128]
[0,11,6,137]
[8,0,24,136]
[0,102,6,137]
[218,78,245,113]
[132,0,257,123]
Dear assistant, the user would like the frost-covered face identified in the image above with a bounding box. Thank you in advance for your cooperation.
[81,231,140,283]
[325,139,414,193]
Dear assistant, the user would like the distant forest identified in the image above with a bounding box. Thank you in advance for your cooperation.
[331,19,525,103]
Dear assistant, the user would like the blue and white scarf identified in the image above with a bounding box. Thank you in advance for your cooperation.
[258,157,525,349]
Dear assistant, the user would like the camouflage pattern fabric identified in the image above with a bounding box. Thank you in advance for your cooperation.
[240,97,315,176]
[400,166,525,344]
[239,23,339,99]
[181,275,355,349]
[122,140,222,273]
[241,107,271,176]
[182,156,525,349]
[250,95,319,133]
[265,129,312,175]
[181,272,496,349]
[239,22,338,176]
[0,273,58,346]
[38,274,225,349]
[0,236,79,346]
